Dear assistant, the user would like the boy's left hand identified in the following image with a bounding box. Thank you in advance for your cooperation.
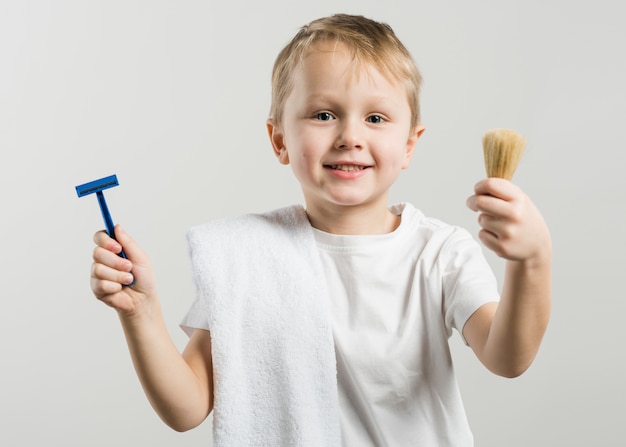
[466,178,551,263]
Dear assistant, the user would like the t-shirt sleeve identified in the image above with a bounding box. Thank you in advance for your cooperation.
[441,227,500,345]
[180,298,211,337]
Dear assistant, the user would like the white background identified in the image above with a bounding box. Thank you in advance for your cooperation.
[1,1,624,446]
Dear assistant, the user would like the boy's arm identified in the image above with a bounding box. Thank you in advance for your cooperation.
[91,226,213,431]
[463,178,552,378]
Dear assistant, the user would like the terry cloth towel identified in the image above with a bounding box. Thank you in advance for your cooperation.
[181,205,341,447]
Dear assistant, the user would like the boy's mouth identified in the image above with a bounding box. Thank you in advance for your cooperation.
[326,164,369,172]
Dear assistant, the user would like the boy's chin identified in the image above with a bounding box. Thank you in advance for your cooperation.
[306,193,389,211]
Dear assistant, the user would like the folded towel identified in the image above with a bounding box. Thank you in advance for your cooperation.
[182,205,341,446]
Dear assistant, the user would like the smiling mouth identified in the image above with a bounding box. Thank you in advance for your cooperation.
[326,164,369,172]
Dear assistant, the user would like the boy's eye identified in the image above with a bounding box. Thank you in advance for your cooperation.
[366,115,385,124]
[315,112,334,121]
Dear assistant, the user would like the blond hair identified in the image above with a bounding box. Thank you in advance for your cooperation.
[269,14,423,129]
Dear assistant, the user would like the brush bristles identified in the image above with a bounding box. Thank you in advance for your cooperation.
[482,128,526,180]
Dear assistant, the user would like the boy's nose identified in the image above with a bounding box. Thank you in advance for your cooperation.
[335,119,364,150]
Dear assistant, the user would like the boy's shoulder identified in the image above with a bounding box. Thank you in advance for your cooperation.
[395,202,464,233]
[395,203,477,252]
[187,205,313,256]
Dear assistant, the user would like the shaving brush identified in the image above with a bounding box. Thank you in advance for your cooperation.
[482,128,526,180]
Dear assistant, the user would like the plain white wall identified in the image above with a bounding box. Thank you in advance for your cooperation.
[1,1,624,445]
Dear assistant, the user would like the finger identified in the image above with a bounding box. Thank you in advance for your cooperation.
[90,275,135,311]
[93,245,133,273]
[473,178,520,201]
[467,193,512,217]
[477,213,517,240]
[93,230,123,255]
[91,261,135,286]
[91,275,123,298]
[93,288,136,313]
[476,229,506,258]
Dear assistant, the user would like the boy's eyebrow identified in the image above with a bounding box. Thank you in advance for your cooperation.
[303,93,334,103]
[299,93,339,108]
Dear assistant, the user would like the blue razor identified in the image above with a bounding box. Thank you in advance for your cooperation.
[75,174,127,259]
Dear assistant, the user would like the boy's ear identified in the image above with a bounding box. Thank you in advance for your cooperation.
[266,119,290,165]
[402,125,426,169]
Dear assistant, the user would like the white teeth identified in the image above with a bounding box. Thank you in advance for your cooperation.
[330,164,365,172]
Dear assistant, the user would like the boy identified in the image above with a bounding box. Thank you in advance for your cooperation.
[90,14,551,446]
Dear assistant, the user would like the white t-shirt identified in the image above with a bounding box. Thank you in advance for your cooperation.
[312,203,500,446]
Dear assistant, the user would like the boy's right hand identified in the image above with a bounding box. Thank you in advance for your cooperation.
[91,225,158,317]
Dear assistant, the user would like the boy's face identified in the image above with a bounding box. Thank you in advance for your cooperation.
[268,41,424,218]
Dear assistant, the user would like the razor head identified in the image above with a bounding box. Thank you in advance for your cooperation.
[75,174,119,197]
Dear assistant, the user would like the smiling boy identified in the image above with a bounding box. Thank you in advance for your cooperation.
[89,14,551,446]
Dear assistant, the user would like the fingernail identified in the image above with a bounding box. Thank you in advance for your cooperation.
[124,273,134,285]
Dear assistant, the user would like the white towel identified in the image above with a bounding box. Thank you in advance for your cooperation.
[181,205,341,446]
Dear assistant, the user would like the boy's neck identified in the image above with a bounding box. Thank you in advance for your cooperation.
[305,203,401,235]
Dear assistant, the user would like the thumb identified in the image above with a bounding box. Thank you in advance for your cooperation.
[113,224,151,271]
